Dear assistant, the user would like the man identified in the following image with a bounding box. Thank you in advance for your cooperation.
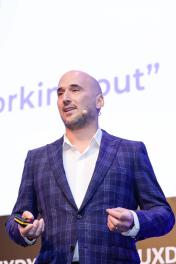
[6,70,175,263]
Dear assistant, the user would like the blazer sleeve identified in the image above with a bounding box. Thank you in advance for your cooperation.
[6,151,38,246]
[134,142,175,241]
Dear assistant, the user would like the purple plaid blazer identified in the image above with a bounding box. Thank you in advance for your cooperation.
[6,130,175,264]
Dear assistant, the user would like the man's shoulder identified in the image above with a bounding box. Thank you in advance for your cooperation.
[102,129,143,146]
[28,137,63,156]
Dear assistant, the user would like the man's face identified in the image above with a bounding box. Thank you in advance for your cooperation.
[57,71,101,130]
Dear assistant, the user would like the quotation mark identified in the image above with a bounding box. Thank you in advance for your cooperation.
[147,63,160,75]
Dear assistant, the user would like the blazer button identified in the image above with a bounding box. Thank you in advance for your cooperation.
[76,214,83,219]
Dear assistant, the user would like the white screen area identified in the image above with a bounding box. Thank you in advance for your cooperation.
[0,0,176,215]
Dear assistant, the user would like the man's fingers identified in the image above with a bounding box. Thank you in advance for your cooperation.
[41,218,45,232]
[107,216,118,231]
[18,222,34,236]
[106,207,134,232]
[106,208,132,221]
[22,211,34,220]
[107,215,124,231]
[27,219,44,238]
[107,207,123,212]
[107,209,121,219]
[33,219,45,237]
[107,220,115,231]
[108,215,119,227]
[19,218,45,239]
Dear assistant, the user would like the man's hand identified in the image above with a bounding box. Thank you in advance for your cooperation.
[18,211,45,240]
[106,207,134,233]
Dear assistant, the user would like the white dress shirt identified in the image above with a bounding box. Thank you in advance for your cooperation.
[63,129,140,262]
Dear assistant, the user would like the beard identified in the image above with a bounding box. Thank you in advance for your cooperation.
[62,109,95,130]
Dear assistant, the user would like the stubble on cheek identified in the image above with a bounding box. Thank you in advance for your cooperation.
[62,110,88,130]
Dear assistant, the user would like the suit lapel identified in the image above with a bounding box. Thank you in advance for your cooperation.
[47,137,77,210]
[79,130,123,211]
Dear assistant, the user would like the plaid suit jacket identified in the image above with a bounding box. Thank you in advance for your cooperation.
[6,130,175,264]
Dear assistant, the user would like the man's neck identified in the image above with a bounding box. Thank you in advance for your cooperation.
[65,125,99,153]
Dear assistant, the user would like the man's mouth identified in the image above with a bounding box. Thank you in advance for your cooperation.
[63,106,76,112]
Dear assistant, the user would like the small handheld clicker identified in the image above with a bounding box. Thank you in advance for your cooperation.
[14,214,34,227]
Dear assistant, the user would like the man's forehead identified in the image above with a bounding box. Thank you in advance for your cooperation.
[58,71,91,87]
[58,70,102,94]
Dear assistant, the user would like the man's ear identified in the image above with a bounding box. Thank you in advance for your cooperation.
[96,94,104,110]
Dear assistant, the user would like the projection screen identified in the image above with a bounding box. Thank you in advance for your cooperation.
[0,0,176,215]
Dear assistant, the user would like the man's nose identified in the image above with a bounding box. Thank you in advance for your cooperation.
[63,90,71,102]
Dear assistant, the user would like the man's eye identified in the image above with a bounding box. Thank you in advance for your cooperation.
[57,90,63,96]
[72,88,79,92]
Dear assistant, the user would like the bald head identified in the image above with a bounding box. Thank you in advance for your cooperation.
[58,70,102,96]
